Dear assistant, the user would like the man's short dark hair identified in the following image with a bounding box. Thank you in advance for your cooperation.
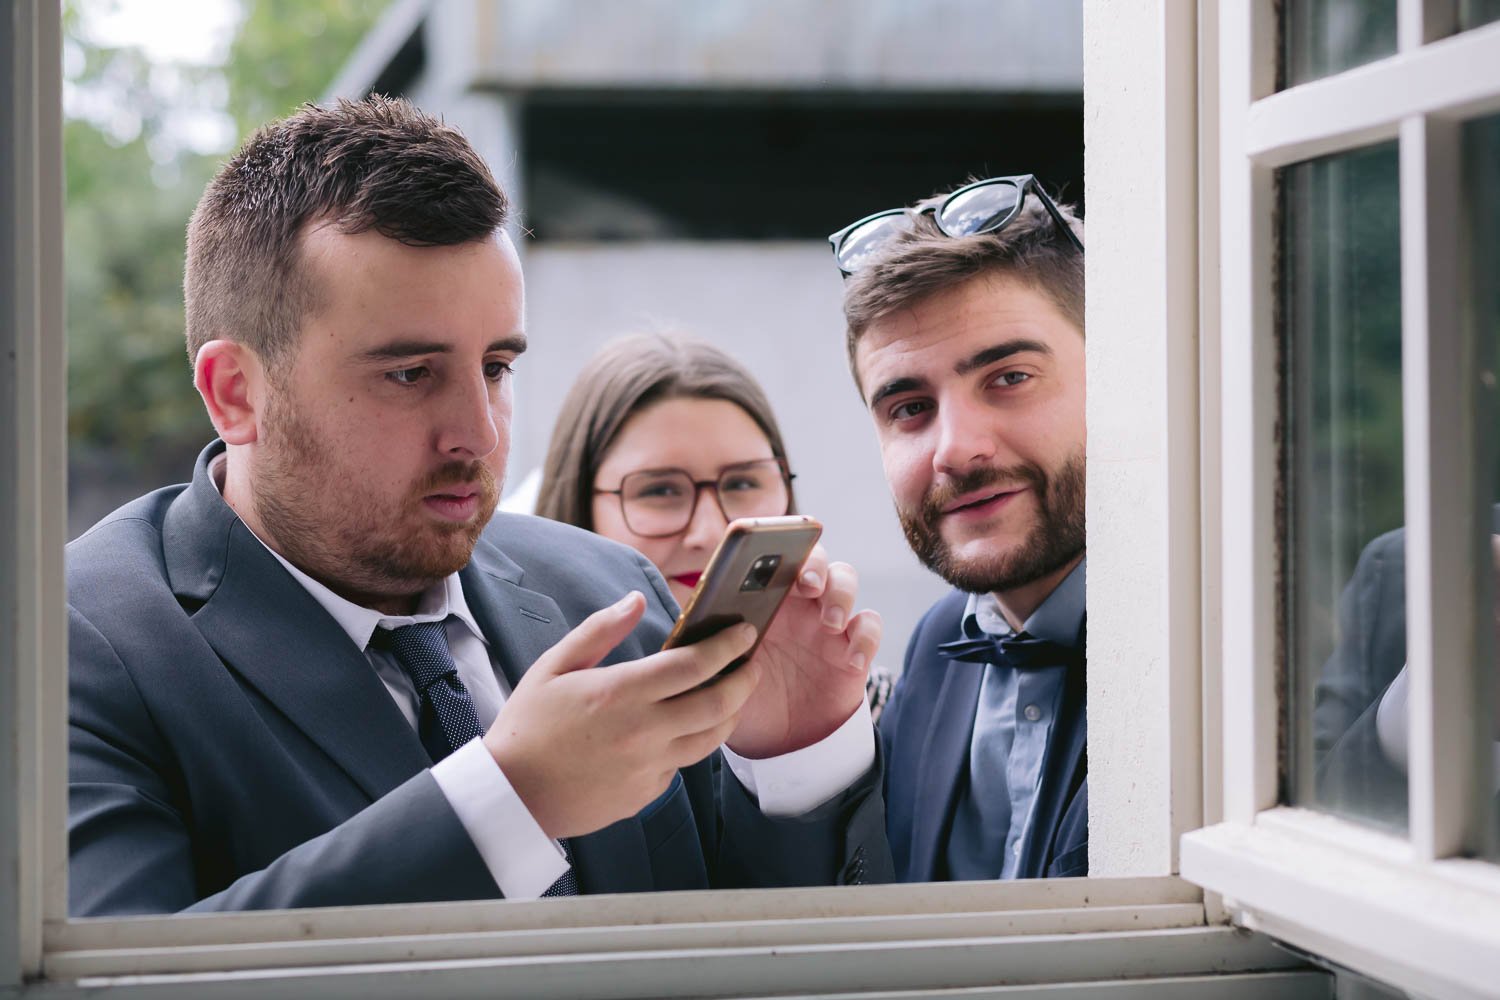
[840,190,1084,394]
[184,95,509,371]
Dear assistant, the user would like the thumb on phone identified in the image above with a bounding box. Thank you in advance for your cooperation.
[531,591,646,680]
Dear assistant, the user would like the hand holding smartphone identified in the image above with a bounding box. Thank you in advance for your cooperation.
[661,515,823,679]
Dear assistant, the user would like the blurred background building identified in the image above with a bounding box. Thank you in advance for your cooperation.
[66,0,1083,660]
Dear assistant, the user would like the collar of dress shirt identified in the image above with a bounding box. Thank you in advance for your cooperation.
[207,451,488,651]
[962,556,1087,646]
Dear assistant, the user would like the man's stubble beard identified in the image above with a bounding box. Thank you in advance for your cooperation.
[898,450,1085,596]
[253,387,500,600]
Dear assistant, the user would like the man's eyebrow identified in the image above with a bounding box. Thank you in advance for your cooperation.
[866,339,1053,410]
[954,339,1052,376]
[357,334,528,362]
[868,376,927,411]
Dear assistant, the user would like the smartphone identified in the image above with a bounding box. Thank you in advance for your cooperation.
[661,515,823,678]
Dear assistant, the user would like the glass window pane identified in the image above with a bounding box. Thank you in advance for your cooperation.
[1283,0,1398,88]
[1459,0,1500,31]
[1283,141,1406,833]
[1464,111,1500,860]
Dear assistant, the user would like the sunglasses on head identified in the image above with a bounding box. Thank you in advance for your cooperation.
[827,174,1084,277]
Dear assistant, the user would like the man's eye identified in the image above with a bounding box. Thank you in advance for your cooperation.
[387,367,428,385]
[993,371,1031,387]
[484,360,514,381]
[890,400,932,422]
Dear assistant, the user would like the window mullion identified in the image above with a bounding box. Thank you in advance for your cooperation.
[1216,0,1280,827]
[1399,112,1484,861]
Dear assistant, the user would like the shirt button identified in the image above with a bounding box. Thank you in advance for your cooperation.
[1023,704,1042,722]
[1013,841,1022,856]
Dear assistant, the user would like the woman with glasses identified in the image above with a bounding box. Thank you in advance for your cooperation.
[536,332,898,722]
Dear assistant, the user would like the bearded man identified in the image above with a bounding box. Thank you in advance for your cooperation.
[828,175,1088,881]
[66,97,890,915]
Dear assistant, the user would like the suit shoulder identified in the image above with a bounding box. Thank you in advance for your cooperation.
[912,590,969,643]
[67,485,184,603]
[1360,524,1407,563]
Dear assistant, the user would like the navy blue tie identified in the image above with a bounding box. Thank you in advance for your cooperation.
[375,619,579,897]
[379,620,485,763]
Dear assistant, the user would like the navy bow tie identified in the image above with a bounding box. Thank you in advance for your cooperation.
[937,632,1083,670]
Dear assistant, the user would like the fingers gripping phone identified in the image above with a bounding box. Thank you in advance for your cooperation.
[661,515,823,678]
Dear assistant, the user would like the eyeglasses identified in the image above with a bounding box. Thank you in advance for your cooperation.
[827,174,1084,276]
[594,459,795,538]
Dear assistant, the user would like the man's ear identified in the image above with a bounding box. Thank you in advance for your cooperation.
[193,340,266,446]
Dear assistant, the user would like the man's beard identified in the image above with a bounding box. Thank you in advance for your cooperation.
[898,451,1085,595]
[253,389,500,600]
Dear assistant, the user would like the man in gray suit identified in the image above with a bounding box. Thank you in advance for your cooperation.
[68,97,890,915]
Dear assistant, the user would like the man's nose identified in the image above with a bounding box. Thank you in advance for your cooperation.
[932,398,999,476]
[682,484,729,548]
[436,373,501,459]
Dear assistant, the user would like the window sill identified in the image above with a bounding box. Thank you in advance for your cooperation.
[1182,809,1500,1000]
[46,879,1197,977]
[24,877,1327,999]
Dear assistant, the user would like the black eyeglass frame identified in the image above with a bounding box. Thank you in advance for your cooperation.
[592,459,797,539]
[826,174,1084,277]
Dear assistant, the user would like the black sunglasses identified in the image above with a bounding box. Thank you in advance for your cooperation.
[827,174,1083,276]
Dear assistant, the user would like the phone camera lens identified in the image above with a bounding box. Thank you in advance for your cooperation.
[740,554,782,592]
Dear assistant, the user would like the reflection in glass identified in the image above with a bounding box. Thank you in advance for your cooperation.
[1466,112,1500,859]
[1283,0,1397,88]
[1283,141,1407,833]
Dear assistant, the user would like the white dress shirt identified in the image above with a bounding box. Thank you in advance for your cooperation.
[212,454,873,897]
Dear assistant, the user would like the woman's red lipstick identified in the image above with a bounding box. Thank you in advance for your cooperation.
[671,571,703,590]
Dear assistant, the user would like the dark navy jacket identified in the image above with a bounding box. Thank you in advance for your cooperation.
[880,590,1088,882]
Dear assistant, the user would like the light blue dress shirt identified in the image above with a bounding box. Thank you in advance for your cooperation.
[944,559,1086,881]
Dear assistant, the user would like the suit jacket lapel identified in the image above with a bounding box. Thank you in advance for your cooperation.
[164,442,430,801]
[909,661,982,882]
[458,547,569,692]
[184,528,433,802]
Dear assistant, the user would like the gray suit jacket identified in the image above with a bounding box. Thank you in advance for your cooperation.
[68,441,891,915]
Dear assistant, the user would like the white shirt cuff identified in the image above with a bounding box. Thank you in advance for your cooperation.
[1375,664,1410,773]
[721,699,875,817]
[430,738,569,899]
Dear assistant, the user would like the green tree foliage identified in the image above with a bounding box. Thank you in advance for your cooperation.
[225,1,392,139]
[65,0,389,469]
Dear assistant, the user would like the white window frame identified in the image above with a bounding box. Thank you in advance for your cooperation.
[1180,3,1500,998]
[2,1,1330,995]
